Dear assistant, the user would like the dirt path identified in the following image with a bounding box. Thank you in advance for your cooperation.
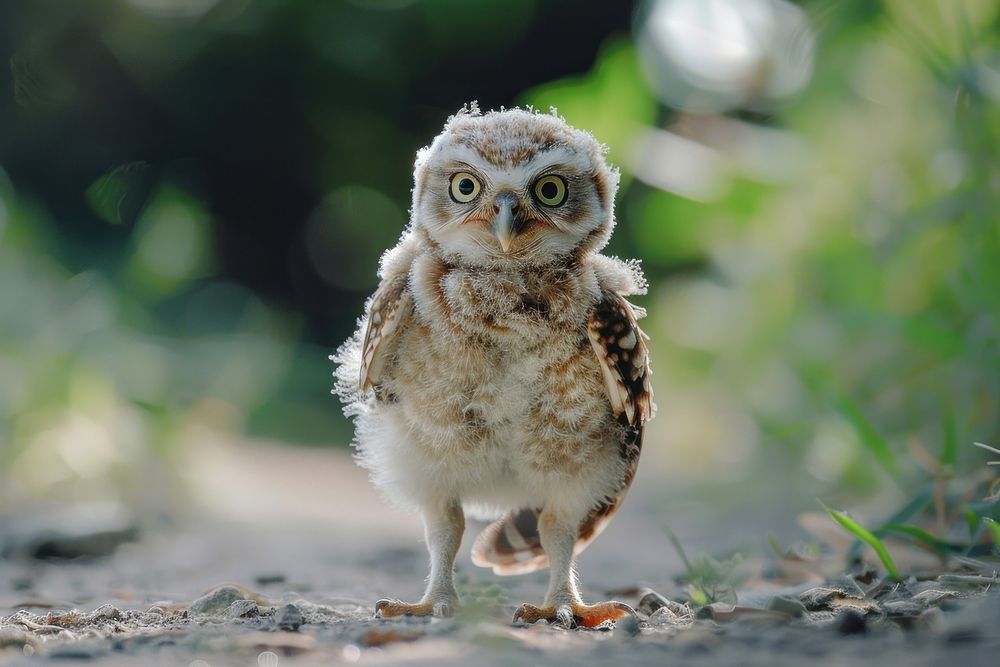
[2,443,998,665]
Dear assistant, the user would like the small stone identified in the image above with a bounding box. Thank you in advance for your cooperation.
[837,610,867,636]
[882,599,925,618]
[799,587,844,611]
[648,605,694,629]
[765,595,806,619]
[46,610,81,627]
[187,586,245,616]
[275,603,304,631]
[30,527,139,561]
[89,604,123,622]
[849,562,880,585]
[695,606,715,620]
[47,640,107,660]
[136,611,167,625]
[636,590,671,616]
[615,613,641,637]
[227,599,259,619]
[255,573,286,586]
[0,627,35,651]
[945,627,982,644]
[12,577,33,591]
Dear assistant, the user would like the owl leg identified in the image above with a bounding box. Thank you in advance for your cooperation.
[512,506,634,629]
[375,500,464,619]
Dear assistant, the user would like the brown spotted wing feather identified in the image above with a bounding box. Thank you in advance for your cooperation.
[360,274,412,393]
[586,293,654,430]
[575,291,654,553]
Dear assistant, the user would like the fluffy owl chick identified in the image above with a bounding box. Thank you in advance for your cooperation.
[334,105,654,629]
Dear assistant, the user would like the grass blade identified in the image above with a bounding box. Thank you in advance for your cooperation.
[846,487,932,562]
[964,508,980,539]
[665,527,694,574]
[940,417,958,469]
[822,502,902,581]
[882,523,962,554]
[984,518,1000,553]
[767,532,786,559]
[835,395,900,481]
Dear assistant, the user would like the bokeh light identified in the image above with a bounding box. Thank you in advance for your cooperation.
[637,0,815,111]
[125,0,221,20]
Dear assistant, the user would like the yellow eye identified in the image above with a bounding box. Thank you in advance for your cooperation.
[534,175,567,207]
[449,172,481,203]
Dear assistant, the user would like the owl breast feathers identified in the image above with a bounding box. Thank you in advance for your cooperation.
[334,104,654,574]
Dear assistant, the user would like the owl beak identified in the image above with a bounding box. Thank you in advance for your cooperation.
[491,191,520,253]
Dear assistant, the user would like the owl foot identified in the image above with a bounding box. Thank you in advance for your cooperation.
[513,600,635,629]
[374,598,455,619]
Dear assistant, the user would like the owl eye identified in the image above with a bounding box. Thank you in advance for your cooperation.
[533,175,568,207]
[449,172,482,203]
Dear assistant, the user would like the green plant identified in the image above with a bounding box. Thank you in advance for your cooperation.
[821,502,902,581]
[667,529,743,607]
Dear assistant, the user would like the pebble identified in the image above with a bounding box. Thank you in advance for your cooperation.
[47,640,108,660]
[765,596,806,619]
[0,627,35,650]
[89,604,123,622]
[637,590,671,616]
[227,599,260,619]
[881,599,925,618]
[187,586,245,616]
[275,603,305,631]
[31,527,139,561]
[944,627,982,644]
[615,614,642,637]
[836,610,867,636]
[637,589,691,620]
[648,606,694,629]
[12,577,33,591]
[799,587,845,611]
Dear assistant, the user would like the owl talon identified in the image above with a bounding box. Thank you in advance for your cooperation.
[375,599,429,618]
[513,603,544,625]
[432,600,454,618]
[375,598,456,619]
[554,604,574,628]
[513,601,636,629]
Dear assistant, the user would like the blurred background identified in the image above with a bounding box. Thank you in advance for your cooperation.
[0,0,998,567]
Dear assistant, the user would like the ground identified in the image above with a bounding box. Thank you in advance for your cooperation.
[1,439,998,666]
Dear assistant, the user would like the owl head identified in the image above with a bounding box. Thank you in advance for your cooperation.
[410,104,620,267]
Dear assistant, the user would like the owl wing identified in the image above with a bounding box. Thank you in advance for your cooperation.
[586,291,654,429]
[359,274,412,392]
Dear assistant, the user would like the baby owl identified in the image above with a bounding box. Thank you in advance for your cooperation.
[334,104,654,628]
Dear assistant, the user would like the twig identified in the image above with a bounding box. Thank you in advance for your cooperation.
[937,573,999,584]
[12,616,76,636]
[972,441,1000,456]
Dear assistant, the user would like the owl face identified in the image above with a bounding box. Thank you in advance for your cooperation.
[411,107,620,267]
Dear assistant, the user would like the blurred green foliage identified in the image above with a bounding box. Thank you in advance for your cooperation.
[0,0,998,516]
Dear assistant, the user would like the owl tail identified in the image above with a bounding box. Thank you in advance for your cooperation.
[472,424,644,575]
[470,496,626,576]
